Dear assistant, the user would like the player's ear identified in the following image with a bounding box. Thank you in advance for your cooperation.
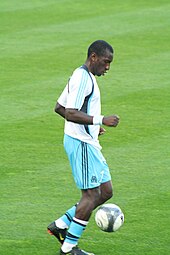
[91,52,97,62]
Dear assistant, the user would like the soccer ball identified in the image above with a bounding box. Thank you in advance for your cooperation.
[95,203,124,232]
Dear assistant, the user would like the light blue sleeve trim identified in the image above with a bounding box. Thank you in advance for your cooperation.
[75,70,88,109]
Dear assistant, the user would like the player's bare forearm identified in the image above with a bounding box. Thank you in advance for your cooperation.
[65,108,93,124]
[54,102,66,118]
[55,104,120,127]
[65,109,120,127]
[54,104,93,124]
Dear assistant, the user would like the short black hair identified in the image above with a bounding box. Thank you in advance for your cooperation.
[87,40,113,58]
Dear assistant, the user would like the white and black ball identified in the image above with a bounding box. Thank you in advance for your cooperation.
[95,203,124,232]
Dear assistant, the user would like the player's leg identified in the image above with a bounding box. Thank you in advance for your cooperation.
[76,187,104,219]
[60,137,106,254]
[61,187,99,254]
[73,181,113,221]
[47,135,79,243]
[60,182,113,252]
[97,180,113,206]
[93,150,113,207]
[55,203,78,228]
[47,204,77,244]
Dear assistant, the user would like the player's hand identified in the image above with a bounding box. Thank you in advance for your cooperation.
[99,127,106,135]
[102,115,120,127]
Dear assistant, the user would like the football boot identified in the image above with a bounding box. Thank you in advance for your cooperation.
[47,221,67,244]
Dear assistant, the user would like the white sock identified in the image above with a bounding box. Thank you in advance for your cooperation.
[55,219,68,229]
[61,242,76,253]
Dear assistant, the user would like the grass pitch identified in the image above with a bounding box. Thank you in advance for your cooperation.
[0,1,170,254]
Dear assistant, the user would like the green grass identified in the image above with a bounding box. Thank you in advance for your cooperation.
[0,0,170,254]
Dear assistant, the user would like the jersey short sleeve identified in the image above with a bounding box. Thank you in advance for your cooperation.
[66,68,92,110]
[57,84,68,107]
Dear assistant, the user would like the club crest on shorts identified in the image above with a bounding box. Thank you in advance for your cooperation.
[91,176,97,183]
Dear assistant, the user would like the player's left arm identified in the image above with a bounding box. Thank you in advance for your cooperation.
[99,127,106,135]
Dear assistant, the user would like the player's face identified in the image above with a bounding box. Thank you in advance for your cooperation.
[92,50,113,76]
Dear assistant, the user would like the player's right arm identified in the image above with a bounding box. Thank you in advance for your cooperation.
[54,102,66,119]
[55,104,119,127]
[54,83,68,118]
[54,69,120,127]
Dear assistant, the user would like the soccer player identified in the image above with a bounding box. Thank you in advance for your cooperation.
[47,40,120,255]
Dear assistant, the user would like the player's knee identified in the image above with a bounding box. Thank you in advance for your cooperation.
[83,188,101,208]
[107,189,113,200]
[103,189,113,202]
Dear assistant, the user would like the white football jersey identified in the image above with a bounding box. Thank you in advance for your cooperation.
[58,66,102,149]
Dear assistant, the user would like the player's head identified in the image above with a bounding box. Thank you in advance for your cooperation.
[87,40,114,76]
[87,40,113,58]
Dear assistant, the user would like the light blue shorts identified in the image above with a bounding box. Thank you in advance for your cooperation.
[64,134,111,190]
